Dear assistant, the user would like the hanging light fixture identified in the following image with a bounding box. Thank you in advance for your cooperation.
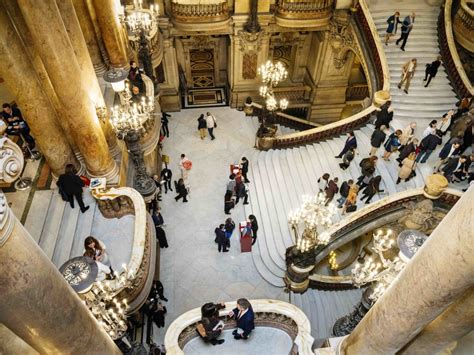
[119,0,159,38]
[257,60,289,112]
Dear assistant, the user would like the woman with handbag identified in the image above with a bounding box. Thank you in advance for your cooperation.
[397,152,417,184]
[382,129,402,160]
[342,184,359,215]
[384,11,401,45]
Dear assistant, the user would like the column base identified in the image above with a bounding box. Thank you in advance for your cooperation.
[93,62,108,76]
[87,159,119,184]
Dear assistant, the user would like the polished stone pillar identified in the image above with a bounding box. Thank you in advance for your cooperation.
[340,186,474,354]
[92,0,130,68]
[400,287,474,355]
[72,0,108,74]
[0,7,79,176]
[0,324,38,355]
[0,194,120,354]
[57,0,119,157]
[18,0,117,179]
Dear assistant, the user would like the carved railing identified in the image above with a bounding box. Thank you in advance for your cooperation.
[346,83,370,101]
[170,1,229,23]
[91,187,156,313]
[270,0,390,149]
[164,299,314,355]
[251,102,320,131]
[276,0,334,19]
[439,0,474,98]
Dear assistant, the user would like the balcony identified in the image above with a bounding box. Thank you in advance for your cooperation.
[169,1,231,32]
[275,0,335,28]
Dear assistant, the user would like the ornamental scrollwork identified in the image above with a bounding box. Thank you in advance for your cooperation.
[329,15,355,69]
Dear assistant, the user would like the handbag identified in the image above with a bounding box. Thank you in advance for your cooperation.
[346,205,357,212]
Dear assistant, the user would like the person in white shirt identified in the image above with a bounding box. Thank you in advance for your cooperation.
[179,153,192,181]
[422,120,438,138]
[398,58,417,94]
[436,110,454,135]
[205,112,216,140]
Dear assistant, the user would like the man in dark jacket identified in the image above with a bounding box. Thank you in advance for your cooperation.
[200,302,226,345]
[160,165,173,193]
[240,157,250,183]
[215,224,228,252]
[229,298,255,340]
[374,102,393,129]
[57,164,89,213]
[370,125,388,156]
[416,130,442,163]
[433,140,461,172]
[235,181,249,205]
[1,103,36,149]
[335,131,357,158]
[396,13,415,51]
[161,112,171,137]
[337,179,353,208]
[324,177,339,205]
[442,155,468,182]
[424,56,442,87]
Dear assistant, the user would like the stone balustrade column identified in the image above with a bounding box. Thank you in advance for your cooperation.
[0,194,120,354]
[18,0,117,179]
[72,0,108,74]
[400,287,474,354]
[340,186,474,354]
[92,0,130,69]
[57,0,119,157]
[0,7,79,176]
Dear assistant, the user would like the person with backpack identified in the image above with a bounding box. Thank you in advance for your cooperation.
[339,147,355,170]
[382,129,402,160]
[370,125,388,156]
[357,156,377,187]
[337,179,354,208]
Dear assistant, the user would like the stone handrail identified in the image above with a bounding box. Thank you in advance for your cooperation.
[250,102,321,131]
[439,0,474,97]
[346,83,370,101]
[170,1,229,23]
[276,0,335,18]
[91,187,156,312]
[164,299,314,355]
[453,0,474,52]
[271,0,390,149]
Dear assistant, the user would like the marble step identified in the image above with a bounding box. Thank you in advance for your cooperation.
[24,190,54,243]
[38,191,67,260]
[52,204,81,268]
[69,201,97,259]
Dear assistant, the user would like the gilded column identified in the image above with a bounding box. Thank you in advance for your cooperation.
[340,186,474,354]
[72,0,108,74]
[57,0,119,157]
[92,0,130,68]
[0,7,79,176]
[400,287,474,354]
[18,0,117,179]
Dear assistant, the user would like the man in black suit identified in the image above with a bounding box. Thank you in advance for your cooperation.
[1,103,36,149]
[240,157,250,183]
[424,56,442,87]
[433,140,461,172]
[442,155,468,182]
[215,224,228,252]
[160,164,173,193]
[161,112,171,137]
[228,298,255,340]
[374,101,393,129]
[335,131,357,158]
[416,130,442,163]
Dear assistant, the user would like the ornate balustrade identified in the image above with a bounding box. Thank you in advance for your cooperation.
[268,0,389,150]
[453,0,474,52]
[346,83,370,101]
[91,187,156,313]
[170,1,229,23]
[275,0,334,28]
[164,299,314,355]
[439,0,474,98]
[250,102,320,131]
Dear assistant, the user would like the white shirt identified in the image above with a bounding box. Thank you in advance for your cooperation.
[447,145,457,159]
[206,115,216,129]
[422,126,435,138]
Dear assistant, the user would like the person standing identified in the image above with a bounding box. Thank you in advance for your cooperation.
[206,112,217,140]
[339,147,355,170]
[370,125,388,156]
[416,130,442,163]
[161,112,171,137]
[224,191,235,215]
[235,181,249,205]
[152,211,169,248]
[397,152,417,184]
[436,110,454,136]
[424,56,442,87]
[382,129,402,161]
[200,302,226,345]
[433,140,461,172]
[399,122,417,150]
[57,164,89,213]
[224,217,236,246]
[318,173,330,192]
[374,101,394,129]
[357,156,378,187]
[385,11,401,45]
[249,215,258,246]
[160,164,173,194]
[226,174,236,194]
[215,224,228,252]
[360,176,383,204]
[396,13,415,51]
[335,131,357,158]
[422,120,438,138]
[337,179,354,208]
[174,178,188,202]
[179,154,192,181]
[398,58,417,94]
[149,280,168,302]
[240,157,250,183]
[342,184,359,215]
[197,114,207,140]
[325,177,339,205]
[228,299,255,340]
[127,60,144,92]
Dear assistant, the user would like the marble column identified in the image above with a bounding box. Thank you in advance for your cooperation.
[57,0,119,157]
[92,0,130,68]
[0,324,38,355]
[72,0,108,74]
[400,287,474,355]
[18,0,117,179]
[0,194,120,354]
[0,7,79,176]
[340,186,474,354]
[1,0,80,154]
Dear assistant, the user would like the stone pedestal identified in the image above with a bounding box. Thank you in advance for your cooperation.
[340,186,474,354]
[0,7,79,176]
[373,90,391,107]
[0,195,120,354]
[18,0,117,179]
[92,0,130,69]
[284,263,315,293]
[423,174,449,199]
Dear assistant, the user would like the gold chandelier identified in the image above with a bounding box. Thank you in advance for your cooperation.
[258,60,289,112]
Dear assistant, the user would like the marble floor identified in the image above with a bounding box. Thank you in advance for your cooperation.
[183,328,293,355]
[154,107,288,346]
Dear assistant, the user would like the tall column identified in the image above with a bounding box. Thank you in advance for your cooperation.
[72,0,108,74]
[92,0,130,68]
[340,187,474,354]
[400,287,474,354]
[18,0,117,179]
[0,195,120,354]
[0,324,38,355]
[0,6,79,176]
[57,0,119,157]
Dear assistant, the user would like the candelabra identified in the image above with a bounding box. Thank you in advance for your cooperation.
[328,251,339,271]
[288,193,336,253]
[258,60,289,113]
[351,228,427,302]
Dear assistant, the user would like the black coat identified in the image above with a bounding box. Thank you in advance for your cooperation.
[398,142,417,161]
[371,129,386,148]
[438,143,459,159]
[359,158,376,177]
[250,219,258,233]
[214,227,226,244]
[420,134,442,151]
[339,181,350,198]
[160,168,172,181]
[197,117,207,129]
[426,60,441,76]
[442,157,463,176]
[374,108,393,129]
[241,160,249,174]
[156,226,168,248]
[57,173,84,195]
[175,182,187,196]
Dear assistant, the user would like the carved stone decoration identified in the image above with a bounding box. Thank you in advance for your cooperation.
[424,174,449,199]
[399,199,446,234]
[0,193,14,247]
[329,14,355,69]
[242,53,258,79]
[0,137,24,184]
[191,35,212,50]
[333,287,372,336]
[238,30,266,53]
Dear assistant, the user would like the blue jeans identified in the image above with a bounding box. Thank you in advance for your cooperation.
[337,196,346,207]
[416,149,433,163]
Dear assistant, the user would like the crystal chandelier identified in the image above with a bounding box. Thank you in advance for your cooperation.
[258,60,289,112]
[288,193,336,253]
[351,229,427,302]
[119,0,159,37]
